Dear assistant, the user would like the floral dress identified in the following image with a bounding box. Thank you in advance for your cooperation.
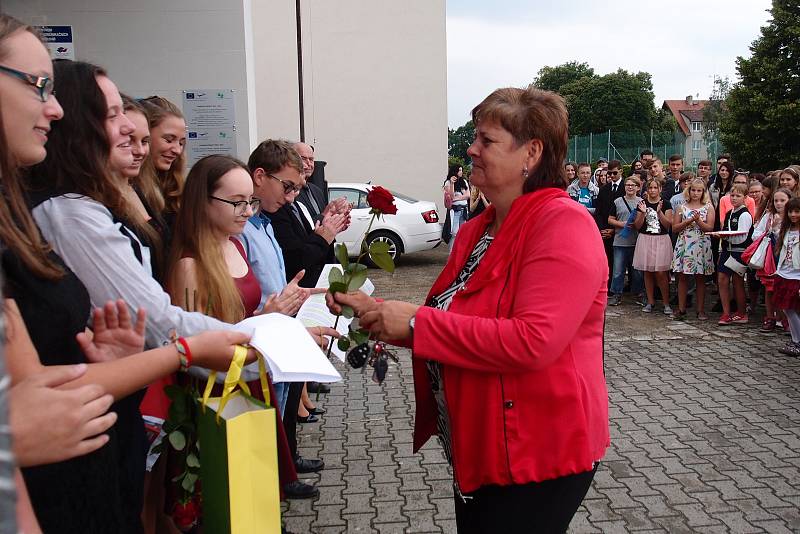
[672,204,714,275]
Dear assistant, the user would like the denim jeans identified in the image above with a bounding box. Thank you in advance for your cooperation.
[611,245,643,295]
[273,381,290,420]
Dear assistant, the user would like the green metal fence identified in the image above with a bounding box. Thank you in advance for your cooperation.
[568,130,687,165]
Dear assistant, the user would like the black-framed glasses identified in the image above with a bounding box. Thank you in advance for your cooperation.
[608,170,620,176]
[209,195,261,215]
[0,65,54,102]
[268,173,302,194]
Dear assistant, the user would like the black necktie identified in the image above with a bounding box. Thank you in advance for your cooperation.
[612,183,618,194]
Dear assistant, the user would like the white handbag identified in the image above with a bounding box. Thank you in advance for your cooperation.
[747,236,770,270]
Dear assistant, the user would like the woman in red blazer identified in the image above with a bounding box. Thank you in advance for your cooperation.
[331,87,610,533]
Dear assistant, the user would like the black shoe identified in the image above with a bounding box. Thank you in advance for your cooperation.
[284,480,319,499]
[307,406,326,415]
[295,457,324,473]
[297,414,319,424]
[306,381,330,394]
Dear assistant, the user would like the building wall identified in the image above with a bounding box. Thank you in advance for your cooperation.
[294,0,448,207]
[8,1,449,208]
[6,0,256,161]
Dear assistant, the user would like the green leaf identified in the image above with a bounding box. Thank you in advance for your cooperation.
[347,269,368,292]
[369,249,395,273]
[341,305,354,319]
[328,266,345,286]
[369,240,391,255]
[181,472,198,492]
[328,281,348,294]
[335,243,349,267]
[351,328,370,345]
[168,430,187,451]
[186,453,200,468]
[337,337,351,351]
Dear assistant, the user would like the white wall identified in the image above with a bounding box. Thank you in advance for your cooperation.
[301,0,448,207]
[6,0,254,161]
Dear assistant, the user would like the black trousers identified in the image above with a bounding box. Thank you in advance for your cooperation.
[454,465,597,534]
[283,381,304,460]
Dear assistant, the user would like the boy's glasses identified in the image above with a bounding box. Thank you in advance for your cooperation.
[268,173,302,194]
[0,65,54,102]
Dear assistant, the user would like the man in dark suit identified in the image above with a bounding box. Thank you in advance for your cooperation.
[661,154,683,202]
[269,143,350,288]
[594,160,625,289]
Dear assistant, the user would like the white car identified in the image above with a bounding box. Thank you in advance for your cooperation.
[328,183,442,260]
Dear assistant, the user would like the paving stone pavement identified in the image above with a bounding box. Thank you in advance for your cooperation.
[284,248,800,533]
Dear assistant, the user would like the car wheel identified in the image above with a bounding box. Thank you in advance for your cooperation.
[367,230,402,263]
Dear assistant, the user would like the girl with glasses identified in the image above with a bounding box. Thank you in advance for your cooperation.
[167,155,261,320]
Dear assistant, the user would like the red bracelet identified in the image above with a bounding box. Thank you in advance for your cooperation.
[175,337,193,371]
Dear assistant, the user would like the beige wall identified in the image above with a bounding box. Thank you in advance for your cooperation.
[298,0,448,208]
[8,0,448,208]
[250,0,448,208]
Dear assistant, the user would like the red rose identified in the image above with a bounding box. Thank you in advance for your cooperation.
[366,186,397,215]
[172,500,199,531]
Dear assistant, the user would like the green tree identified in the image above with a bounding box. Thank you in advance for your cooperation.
[702,76,731,147]
[448,120,474,163]
[533,61,594,93]
[719,0,800,169]
[559,69,657,136]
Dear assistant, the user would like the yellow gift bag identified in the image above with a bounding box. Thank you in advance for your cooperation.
[197,347,281,534]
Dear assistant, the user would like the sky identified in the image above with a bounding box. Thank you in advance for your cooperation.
[446,0,774,128]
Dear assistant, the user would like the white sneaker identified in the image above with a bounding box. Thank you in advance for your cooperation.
[663,305,673,315]
[642,304,653,313]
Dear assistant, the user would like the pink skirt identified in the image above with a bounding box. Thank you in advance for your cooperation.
[633,233,673,272]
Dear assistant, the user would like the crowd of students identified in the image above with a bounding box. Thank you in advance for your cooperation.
[0,15,344,533]
[573,150,800,356]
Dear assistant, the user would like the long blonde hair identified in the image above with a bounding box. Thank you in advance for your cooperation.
[139,96,185,215]
[166,155,247,322]
[0,16,62,279]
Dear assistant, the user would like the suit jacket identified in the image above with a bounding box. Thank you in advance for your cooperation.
[408,188,609,492]
[594,180,625,229]
[298,182,327,223]
[268,203,335,287]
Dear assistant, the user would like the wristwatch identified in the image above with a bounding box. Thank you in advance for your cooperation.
[408,315,415,338]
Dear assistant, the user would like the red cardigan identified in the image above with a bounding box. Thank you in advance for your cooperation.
[411,187,610,493]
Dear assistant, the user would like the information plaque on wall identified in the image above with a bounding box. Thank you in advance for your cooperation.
[35,25,75,60]
[182,89,237,168]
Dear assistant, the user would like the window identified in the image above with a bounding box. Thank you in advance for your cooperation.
[692,140,702,151]
[329,188,368,209]
[693,158,700,166]
[691,121,702,132]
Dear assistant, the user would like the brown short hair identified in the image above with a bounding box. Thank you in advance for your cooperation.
[607,160,621,171]
[248,139,303,175]
[471,86,568,192]
[730,184,748,197]
[698,160,712,168]
[668,154,683,163]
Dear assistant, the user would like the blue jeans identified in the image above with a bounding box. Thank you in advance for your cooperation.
[611,246,643,296]
[273,381,290,420]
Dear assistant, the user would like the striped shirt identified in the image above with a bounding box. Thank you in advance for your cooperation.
[425,231,494,468]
